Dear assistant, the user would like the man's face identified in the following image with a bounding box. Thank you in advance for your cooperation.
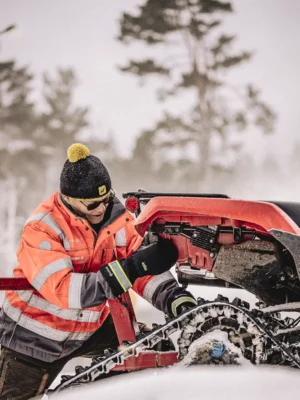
[65,192,112,225]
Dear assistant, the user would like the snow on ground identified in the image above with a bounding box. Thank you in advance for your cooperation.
[52,365,300,400]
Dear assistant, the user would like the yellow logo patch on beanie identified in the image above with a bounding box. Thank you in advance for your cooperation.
[98,185,107,196]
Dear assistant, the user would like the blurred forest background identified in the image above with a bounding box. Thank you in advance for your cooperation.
[1,0,300,271]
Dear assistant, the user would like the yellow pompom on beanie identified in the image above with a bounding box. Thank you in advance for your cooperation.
[60,143,111,200]
[67,143,90,163]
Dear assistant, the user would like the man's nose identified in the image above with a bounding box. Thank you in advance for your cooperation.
[98,203,107,212]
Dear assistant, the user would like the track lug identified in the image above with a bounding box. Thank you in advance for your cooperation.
[75,365,85,375]
[232,297,242,307]
[216,294,229,302]
[232,298,250,309]
[152,323,162,329]
[251,308,263,318]
[284,317,294,326]
[255,301,267,309]
[241,301,250,310]
[104,348,117,357]
[60,375,73,383]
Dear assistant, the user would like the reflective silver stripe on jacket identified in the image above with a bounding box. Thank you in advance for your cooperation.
[171,296,197,317]
[31,258,73,291]
[143,271,175,304]
[39,240,52,250]
[25,212,70,251]
[108,260,132,292]
[68,273,84,309]
[115,227,126,246]
[16,290,102,323]
[3,298,94,341]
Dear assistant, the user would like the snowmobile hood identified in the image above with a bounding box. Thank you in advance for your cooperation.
[134,197,300,236]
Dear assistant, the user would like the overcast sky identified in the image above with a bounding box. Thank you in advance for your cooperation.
[0,0,299,161]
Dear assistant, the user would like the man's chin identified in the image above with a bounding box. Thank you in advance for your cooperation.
[87,214,104,224]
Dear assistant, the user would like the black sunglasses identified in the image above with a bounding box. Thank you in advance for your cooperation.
[80,191,114,211]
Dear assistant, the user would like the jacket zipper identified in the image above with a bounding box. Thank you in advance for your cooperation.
[83,221,98,273]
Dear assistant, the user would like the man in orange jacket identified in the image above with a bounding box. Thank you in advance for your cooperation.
[0,143,196,399]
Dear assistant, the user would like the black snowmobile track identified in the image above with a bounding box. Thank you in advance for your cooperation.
[49,296,300,395]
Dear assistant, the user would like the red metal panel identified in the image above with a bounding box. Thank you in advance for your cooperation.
[108,298,137,344]
[157,351,178,366]
[112,351,178,371]
[135,197,300,236]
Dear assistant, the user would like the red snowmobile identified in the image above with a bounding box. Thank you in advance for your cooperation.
[2,191,300,393]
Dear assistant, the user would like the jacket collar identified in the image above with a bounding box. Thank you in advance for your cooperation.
[56,192,127,230]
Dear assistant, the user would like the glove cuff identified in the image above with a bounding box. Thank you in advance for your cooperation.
[170,295,197,317]
[100,260,132,297]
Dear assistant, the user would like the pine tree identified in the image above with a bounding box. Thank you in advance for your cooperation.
[118,0,276,189]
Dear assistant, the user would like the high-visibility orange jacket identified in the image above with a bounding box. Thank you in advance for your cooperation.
[0,192,178,362]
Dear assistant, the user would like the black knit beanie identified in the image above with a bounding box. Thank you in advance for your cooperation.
[60,143,112,200]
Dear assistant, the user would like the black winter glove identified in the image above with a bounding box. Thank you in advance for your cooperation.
[100,238,178,297]
[166,289,197,317]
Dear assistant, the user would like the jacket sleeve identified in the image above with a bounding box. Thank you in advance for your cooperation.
[18,223,116,310]
[114,219,143,259]
[132,272,181,315]
[125,220,143,257]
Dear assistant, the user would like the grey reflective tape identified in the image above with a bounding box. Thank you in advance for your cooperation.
[108,260,132,292]
[171,296,197,317]
[31,258,73,291]
[143,271,175,304]
[25,212,70,251]
[15,290,32,303]
[3,298,94,341]
[25,212,46,226]
[39,240,52,250]
[16,290,102,322]
[68,273,84,309]
[97,272,115,299]
[115,227,126,246]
